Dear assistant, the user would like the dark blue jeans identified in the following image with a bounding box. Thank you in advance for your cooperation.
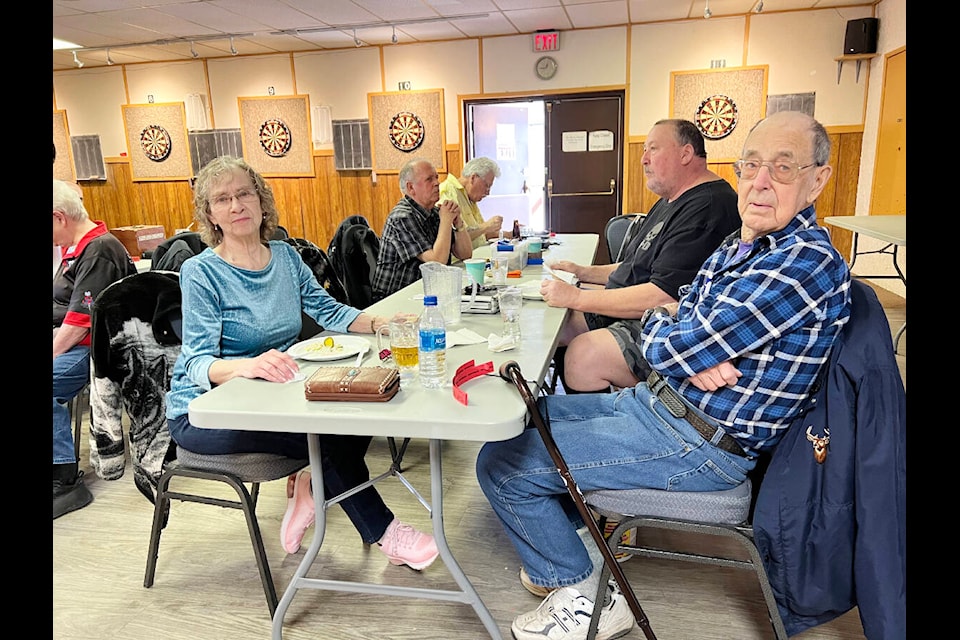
[168,414,394,543]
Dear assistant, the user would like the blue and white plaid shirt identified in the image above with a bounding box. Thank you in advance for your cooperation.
[640,205,851,454]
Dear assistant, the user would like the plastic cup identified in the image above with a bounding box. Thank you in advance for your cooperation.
[499,286,523,339]
[491,255,510,286]
[464,259,486,287]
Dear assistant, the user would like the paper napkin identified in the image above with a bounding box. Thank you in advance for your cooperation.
[446,328,487,347]
[487,333,518,352]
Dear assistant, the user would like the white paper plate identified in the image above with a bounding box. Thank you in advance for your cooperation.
[288,335,371,362]
[520,283,544,300]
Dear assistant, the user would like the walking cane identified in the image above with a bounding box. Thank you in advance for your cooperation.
[499,361,657,640]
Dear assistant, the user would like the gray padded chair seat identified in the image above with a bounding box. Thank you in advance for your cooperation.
[586,478,752,525]
[175,447,307,483]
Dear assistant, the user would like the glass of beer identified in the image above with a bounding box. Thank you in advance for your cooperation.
[377,318,419,382]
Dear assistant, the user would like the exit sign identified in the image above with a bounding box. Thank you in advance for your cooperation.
[534,30,560,52]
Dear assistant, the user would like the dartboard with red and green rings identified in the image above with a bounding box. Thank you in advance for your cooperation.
[259,118,292,157]
[388,111,425,152]
[695,95,738,140]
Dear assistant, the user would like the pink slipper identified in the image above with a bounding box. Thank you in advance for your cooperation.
[280,469,315,554]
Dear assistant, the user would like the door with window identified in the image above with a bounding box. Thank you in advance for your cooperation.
[465,90,624,264]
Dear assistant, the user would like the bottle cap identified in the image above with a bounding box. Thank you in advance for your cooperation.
[424,295,438,305]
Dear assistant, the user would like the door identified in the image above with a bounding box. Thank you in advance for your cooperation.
[546,92,624,264]
[869,48,906,216]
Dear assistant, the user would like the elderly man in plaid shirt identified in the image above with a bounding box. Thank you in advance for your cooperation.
[476,111,852,640]
[372,158,474,302]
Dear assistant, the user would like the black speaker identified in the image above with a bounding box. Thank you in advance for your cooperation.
[843,18,879,55]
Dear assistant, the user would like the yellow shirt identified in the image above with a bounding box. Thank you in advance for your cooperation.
[439,174,488,251]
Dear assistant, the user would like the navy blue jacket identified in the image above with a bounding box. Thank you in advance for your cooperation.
[753,279,906,639]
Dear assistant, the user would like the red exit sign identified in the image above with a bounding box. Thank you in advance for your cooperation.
[534,30,560,52]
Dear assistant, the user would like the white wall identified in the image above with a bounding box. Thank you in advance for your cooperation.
[52,2,906,296]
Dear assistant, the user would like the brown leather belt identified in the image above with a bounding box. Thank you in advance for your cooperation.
[646,371,747,458]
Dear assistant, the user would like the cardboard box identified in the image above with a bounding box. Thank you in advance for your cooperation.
[110,225,166,257]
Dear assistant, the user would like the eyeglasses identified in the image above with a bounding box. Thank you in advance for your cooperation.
[732,159,819,184]
[210,188,258,211]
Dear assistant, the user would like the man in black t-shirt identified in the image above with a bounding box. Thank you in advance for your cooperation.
[53,179,136,519]
[540,119,740,392]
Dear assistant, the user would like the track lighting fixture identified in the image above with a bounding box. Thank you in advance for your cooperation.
[190,41,199,58]
[353,29,362,47]
[73,50,84,68]
[391,26,398,44]
[106,48,114,65]
[229,36,238,55]
[704,0,712,19]
[755,0,764,12]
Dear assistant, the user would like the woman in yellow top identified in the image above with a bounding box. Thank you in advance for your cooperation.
[438,156,509,252]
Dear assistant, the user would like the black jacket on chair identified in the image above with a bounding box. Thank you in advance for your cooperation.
[753,280,906,639]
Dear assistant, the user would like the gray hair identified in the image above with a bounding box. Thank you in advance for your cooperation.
[192,155,279,247]
[462,156,501,179]
[53,179,88,222]
[747,111,831,167]
[398,158,432,192]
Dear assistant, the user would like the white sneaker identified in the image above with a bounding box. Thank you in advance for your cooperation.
[511,585,634,640]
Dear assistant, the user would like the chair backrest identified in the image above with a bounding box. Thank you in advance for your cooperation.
[272,225,290,240]
[150,232,205,272]
[327,215,381,309]
[604,213,643,263]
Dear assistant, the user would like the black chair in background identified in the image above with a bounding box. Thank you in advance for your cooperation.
[604,213,644,264]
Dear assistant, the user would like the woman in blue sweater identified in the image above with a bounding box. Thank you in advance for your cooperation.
[166,156,437,570]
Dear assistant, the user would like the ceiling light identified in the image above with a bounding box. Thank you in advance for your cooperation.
[755,0,764,12]
[353,29,362,47]
[190,41,199,58]
[229,36,238,55]
[391,26,398,44]
[72,51,84,68]
[704,0,712,19]
[106,48,114,65]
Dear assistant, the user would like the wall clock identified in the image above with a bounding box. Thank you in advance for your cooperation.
[140,124,172,162]
[259,118,292,157]
[695,94,738,140]
[535,55,558,80]
[388,111,425,152]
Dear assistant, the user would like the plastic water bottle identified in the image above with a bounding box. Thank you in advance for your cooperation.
[418,295,447,389]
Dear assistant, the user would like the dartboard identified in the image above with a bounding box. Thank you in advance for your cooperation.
[695,95,738,140]
[388,111,425,152]
[259,118,292,157]
[140,124,172,162]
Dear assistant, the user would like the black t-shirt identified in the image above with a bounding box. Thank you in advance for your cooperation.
[607,179,740,299]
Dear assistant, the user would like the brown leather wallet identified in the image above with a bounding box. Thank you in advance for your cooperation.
[304,366,400,402]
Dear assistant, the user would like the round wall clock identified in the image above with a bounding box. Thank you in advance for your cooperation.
[388,111,425,152]
[695,94,738,140]
[259,118,292,157]
[140,124,172,162]
[535,56,558,80]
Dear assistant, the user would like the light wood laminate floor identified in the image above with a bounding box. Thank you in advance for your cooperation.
[53,283,904,640]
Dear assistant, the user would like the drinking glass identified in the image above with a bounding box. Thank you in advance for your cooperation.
[498,286,523,339]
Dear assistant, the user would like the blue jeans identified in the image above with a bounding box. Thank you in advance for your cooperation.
[168,415,395,544]
[475,383,755,591]
[53,345,90,465]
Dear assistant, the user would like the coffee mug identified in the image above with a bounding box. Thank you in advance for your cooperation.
[376,318,419,381]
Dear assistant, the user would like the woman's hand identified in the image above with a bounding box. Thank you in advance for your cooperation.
[241,349,300,383]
